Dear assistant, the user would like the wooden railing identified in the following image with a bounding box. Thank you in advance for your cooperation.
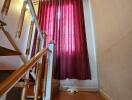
[0,42,54,100]
[0,0,46,63]
[0,48,48,96]
[0,0,55,100]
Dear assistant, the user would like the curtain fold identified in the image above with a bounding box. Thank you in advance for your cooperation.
[36,0,91,80]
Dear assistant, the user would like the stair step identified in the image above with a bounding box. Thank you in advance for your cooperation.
[0,70,22,100]
[0,46,21,56]
[15,81,35,88]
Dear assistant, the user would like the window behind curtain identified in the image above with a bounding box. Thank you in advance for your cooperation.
[36,0,91,80]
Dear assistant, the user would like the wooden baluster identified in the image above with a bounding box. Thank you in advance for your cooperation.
[1,0,11,19]
[42,56,48,97]
[21,72,30,100]
[27,0,45,40]
[34,37,43,100]
[26,19,35,55]
[21,20,35,100]
[16,1,27,40]
[34,63,43,100]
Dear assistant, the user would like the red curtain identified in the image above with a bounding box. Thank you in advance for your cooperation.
[37,0,91,80]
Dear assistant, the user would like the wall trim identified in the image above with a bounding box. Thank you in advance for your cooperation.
[60,85,98,91]
[99,89,113,100]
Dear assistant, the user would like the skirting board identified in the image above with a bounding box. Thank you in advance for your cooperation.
[99,89,113,100]
[60,86,98,91]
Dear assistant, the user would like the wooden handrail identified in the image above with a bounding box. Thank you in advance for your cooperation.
[0,48,49,96]
[27,0,46,40]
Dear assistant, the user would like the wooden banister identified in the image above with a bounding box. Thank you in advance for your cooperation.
[0,48,48,96]
[27,0,46,40]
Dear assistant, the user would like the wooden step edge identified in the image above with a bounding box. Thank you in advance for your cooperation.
[27,95,42,99]
[0,46,21,56]
[15,82,34,88]
[0,19,6,26]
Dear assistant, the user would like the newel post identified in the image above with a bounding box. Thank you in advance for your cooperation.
[43,41,54,100]
[0,93,7,100]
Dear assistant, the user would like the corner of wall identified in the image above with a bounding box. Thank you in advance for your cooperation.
[99,89,113,100]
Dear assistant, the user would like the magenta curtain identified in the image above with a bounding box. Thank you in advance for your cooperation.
[37,0,91,80]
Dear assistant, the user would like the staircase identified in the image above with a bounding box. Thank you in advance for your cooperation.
[0,71,22,100]
[0,0,59,100]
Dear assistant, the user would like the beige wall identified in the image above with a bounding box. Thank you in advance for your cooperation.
[91,0,132,100]
[0,0,32,70]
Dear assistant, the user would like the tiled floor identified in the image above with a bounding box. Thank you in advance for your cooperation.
[54,91,105,100]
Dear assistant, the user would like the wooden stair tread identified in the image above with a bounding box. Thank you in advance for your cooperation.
[0,46,21,56]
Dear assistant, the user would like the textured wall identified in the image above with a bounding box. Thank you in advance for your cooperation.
[91,0,132,100]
